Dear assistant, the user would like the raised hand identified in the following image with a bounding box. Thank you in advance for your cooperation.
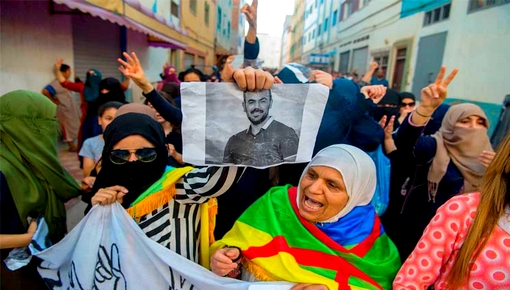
[118,52,153,93]
[420,66,458,111]
[232,67,274,91]
[241,0,257,28]
[54,58,64,71]
[310,70,333,89]
[361,85,387,104]
[370,61,379,71]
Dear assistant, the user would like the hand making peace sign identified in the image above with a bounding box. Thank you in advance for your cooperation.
[420,66,458,111]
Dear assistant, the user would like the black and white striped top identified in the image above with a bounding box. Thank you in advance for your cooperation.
[137,166,244,263]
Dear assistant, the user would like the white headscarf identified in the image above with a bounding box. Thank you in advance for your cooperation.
[297,144,377,223]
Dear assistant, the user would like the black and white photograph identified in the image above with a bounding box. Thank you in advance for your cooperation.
[181,82,329,168]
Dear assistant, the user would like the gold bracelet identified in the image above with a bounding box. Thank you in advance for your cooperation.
[415,109,432,118]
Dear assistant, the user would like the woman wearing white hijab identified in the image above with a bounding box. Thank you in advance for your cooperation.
[210,145,401,290]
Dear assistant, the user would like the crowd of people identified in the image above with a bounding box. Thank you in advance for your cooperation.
[1,1,509,289]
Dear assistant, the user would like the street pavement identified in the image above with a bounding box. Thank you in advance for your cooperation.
[59,145,88,231]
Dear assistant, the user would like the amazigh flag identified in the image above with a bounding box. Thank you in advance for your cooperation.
[211,186,401,290]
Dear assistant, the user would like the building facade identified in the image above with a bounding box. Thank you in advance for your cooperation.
[280,15,293,67]
[289,0,306,63]
[179,0,216,73]
[231,0,246,54]
[296,0,509,106]
[215,0,234,57]
[0,0,189,101]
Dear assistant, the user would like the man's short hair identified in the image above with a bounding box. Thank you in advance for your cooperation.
[243,89,272,103]
[60,64,70,73]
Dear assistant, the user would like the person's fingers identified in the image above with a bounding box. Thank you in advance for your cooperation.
[122,52,135,66]
[225,248,240,259]
[442,68,459,87]
[434,65,446,85]
[243,68,256,91]
[386,116,395,133]
[274,76,283,84]
[233,70,247,90]
[429,84,439,99]
[290,284,310,290]
[132,52,142,68]
[262,71,274,90]
[117,58,131,70]
[213,250,235,264]
[379,116,387,128]
[252,0,258,9]
[118,66,129,77]
[254,69,266,90]
[240,3,249,13]
[422,86,433,99]
[106,186,129,193]
[438,85,447,99]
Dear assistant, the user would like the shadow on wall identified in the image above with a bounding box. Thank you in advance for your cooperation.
[444,98,502,137]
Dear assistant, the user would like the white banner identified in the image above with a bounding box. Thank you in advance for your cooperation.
[181,83,329,168]
[33,203,292,290]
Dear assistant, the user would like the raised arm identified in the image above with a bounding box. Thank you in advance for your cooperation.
[118,52,183,125]
[361,61,378,85]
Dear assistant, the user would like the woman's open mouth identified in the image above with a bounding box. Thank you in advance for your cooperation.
[303,195,324,211]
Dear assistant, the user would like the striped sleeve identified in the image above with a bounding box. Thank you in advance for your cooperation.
[174,166,245,204]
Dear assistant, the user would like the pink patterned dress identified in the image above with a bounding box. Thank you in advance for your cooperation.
[393,193,510,289]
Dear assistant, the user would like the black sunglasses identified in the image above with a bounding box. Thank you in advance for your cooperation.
[109,148,157,165]
[401,102,416,107]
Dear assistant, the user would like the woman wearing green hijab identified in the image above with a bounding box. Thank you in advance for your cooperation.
[0,90,81,243]
[1,90,82,289]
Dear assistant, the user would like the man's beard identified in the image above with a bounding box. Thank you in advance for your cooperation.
[247,109,269,125]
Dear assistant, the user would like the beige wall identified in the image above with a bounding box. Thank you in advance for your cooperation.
[0,1,74,95]
[179,0,216,73]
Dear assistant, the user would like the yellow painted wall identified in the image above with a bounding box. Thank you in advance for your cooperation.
[179,0,216,74]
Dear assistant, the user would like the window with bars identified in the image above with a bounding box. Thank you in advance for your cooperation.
[423,3,451,26]
[333,10,338,25]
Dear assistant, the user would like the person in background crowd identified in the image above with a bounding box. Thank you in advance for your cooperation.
[273,63,386,187]
[491,94,510,149]
[370,67,389,87]
[144,91,185,168]
[157,63,180,91]
[210,145,401,289]
[178,67,205,82]
[397,92,416,127]
[359,61,379,87]
[1,90,81,289]
[393,66,495,260]
[371,88,401,129]
[79,101,123,180]
[394,132,510,290]
[160,82,181,109]
[42,63,81,152]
